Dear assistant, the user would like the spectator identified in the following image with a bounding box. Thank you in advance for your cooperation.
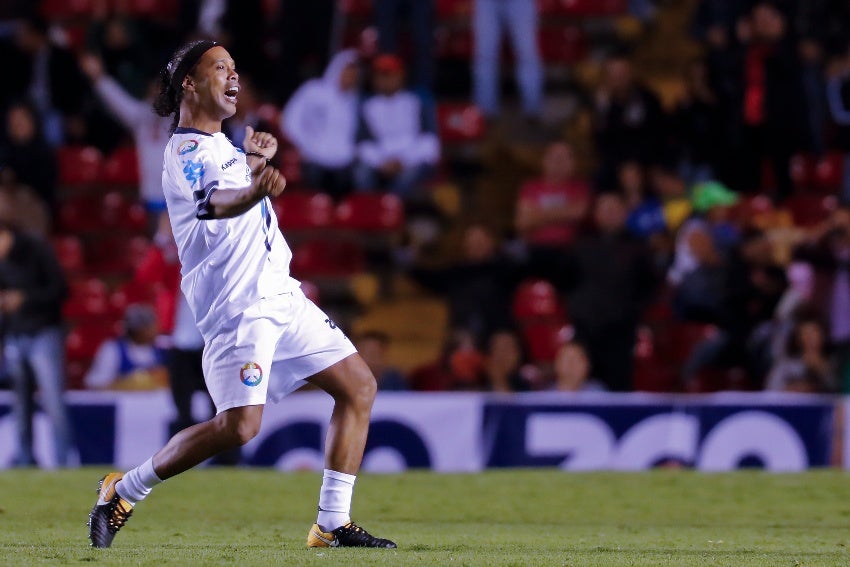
[621,162,673,273]
[354,55,440,198]
[0,172,49,238]
[593,52,665,187]
[649,165,692,233]
[79,53,172,219]
[0,190,71,467]
[670,59,724,184]
[736,2,806,199]
[132,213,182,334]
[484,329,533,392]
[409,330,486,391]
[282,50,361,198]
[84,304,168,391]
[10,15,90,146]
[562,192,656,391]
[552,340,607,392]
[796,206,850,391]
[515,141,591,280]
[0,101,57,211]
[668,180,740,289]
[86,15,151,99]
[406,223,521,347]
[355,330,408,391]
[472,0,543,120]
[765,316,836,393]
[374,0,435,93]
[826,48,850,204]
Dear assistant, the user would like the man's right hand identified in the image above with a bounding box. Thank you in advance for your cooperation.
[255,166,286,198]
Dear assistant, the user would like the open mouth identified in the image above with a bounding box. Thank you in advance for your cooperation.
[224,85,239,104]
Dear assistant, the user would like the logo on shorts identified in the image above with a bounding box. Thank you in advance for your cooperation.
[240,362,263,387]
[178,139,199,155]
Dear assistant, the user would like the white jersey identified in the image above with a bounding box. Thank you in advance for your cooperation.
[162,127,298,338]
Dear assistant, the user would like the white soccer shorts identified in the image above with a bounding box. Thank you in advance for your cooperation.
[201,288,357,413]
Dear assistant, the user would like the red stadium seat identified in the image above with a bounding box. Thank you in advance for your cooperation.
[57,146,103,186]
[63,278,110,320]
[290,239,366,277]
[785,194,838,227]
[434,27,473,60]
[813,152,844,193]
[124,0,179,17]
[88,235,151,276]
[100,192,148,232]
[521,322,571,363]
[58,197,103,233]
[542,0,627,16]
[300,280,321,305]
[437,103,486,144]
[280,147,302,186]
[101,146,140,186]
[51,235,85,275]
[273,192,335,231]
[335,194,405,232]
[66,321,118,362]
[538,26,588,65]
[437,0,473,19]
[512,279,564,321]
[789,153,815,192]
[339,0,373,17]
[41,0,94,19]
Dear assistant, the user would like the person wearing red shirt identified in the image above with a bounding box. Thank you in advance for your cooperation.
[515,141,591,279]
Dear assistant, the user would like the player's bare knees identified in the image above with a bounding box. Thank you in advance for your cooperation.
[347,365,377,408]
[215,407,263,446]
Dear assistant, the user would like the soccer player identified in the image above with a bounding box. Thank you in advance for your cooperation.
[87,40,396,550]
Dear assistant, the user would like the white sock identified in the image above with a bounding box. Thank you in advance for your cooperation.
[316,469,355,531]
[116,457,162,505]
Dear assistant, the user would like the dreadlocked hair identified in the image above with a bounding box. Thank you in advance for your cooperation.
[153,40,211,133]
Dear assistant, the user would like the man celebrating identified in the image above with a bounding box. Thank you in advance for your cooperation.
[87,39,395,550]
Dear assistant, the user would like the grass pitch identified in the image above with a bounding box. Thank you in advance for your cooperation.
[1,469,850,566]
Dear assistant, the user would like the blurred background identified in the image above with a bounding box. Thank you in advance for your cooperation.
[1,0,850,470]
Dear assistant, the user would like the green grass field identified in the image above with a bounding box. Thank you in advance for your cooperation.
[2,469,850,566]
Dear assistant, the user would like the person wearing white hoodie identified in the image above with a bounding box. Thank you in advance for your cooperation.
[354,54,440,199]
[282,50,360,197]
[79,53,172,214]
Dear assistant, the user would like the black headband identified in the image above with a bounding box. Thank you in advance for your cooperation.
[168,40,218,91]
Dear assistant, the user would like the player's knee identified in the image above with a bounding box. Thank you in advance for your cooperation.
[216,407,262,446]
[349,365,377,408]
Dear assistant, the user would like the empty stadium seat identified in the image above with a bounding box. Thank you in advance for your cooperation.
[51,235,85,275]
[813,152,844,193]
[59,197,104,233]
[87,235,151,276]
[339,0,373,17]
[63,278,111,320]
[437,103,486,144]
[273,192,335,231]
[512,279,565,321]
[41,0,94,19]
[785,194,838,227]
[521,322,570,363]
[335,194,405,232]
[57,146,102,186]
[66,321,118,362]
[101,146,140,186]
[790,153,815,192]
[290,239,366,277]
[100,192,148,232]
[437,0,473,19]
[538,26,588,65]
[539,0,627,16]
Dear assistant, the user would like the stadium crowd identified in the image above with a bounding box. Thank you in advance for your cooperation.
[1,0,850,460]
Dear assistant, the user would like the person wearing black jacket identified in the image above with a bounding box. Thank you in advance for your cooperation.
[0,191,70,467]
[561,193,657,391]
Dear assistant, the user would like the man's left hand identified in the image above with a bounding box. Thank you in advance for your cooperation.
[243,125,278,160]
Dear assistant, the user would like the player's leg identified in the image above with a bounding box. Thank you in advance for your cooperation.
[305,355,395,548]
[88,405,264,548]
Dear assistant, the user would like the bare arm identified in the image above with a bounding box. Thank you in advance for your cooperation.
[203,162,285,219]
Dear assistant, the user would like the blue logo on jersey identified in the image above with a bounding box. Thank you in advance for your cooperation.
[183,159,204,187]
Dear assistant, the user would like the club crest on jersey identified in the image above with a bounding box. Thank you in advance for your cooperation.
[177,139,199,155]
[240,362,263,387]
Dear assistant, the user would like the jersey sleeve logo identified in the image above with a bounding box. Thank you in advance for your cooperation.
[183,159,205,187]
[177,139,199,155]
